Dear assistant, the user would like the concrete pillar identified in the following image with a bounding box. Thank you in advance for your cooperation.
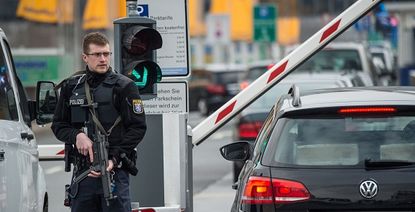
[397,13,415,67]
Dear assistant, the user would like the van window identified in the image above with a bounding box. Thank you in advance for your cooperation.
[0,41,18,120]
[297,50,362,72]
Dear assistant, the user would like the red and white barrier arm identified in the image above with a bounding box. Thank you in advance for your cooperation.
[38,144,65,160]
[192,0,383,145]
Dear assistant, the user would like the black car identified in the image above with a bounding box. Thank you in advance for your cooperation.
[189,64,246,115]
[221,86,415,212]
[232,72,367,182]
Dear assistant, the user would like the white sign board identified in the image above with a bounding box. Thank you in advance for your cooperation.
[206,14,230,44]
[137,0,189,77]
[143,82,188,114]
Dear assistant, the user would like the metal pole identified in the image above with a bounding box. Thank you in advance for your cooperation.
[126,0,140,17]
[73,0,83,70]
[186,125,194,212]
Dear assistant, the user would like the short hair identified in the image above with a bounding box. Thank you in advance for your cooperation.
[82,32,109,54]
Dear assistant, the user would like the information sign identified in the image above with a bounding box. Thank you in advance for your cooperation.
[254,4,277,42]
[142,82,188,114]
[206,14,230,44]
[137,0,189,77]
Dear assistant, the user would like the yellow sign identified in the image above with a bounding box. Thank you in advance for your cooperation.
[17,0,58,23]
[210,0,253,41]
[83,0,110,30]
[278,17,300,45]
[16,0,73,24]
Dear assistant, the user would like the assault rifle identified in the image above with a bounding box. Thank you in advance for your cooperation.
[79,103,116,206]
[65,102,117,207]
[92,125,116,205]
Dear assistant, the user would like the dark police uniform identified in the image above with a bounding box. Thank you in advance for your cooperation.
[51,67,146,212]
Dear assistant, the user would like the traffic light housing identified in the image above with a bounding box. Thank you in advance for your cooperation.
[114,17,162,95]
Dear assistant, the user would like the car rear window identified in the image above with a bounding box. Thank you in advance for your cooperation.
[263,115,415,167]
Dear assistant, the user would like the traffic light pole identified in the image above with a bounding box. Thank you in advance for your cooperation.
[126,0,140,17]
[115,1,189,211]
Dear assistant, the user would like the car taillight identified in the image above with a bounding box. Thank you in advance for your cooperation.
[272,178,310,203]
[242,176,310,205]
[206,84,225,95]
[242,176,274,204]
[238,121,263,140]
[338,107,396,114]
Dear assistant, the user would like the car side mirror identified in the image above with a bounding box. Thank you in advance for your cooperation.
[36,81,58,125]
[220,141,251,161]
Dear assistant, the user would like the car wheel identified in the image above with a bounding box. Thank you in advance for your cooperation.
[198,99,208,116]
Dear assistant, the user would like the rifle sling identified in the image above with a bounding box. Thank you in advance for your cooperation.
[84,81,121,137]
[55,70,86,91]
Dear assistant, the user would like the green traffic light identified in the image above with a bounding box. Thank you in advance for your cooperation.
[124,60,162,93]
[132,67,148,88]
[132,69,141,80]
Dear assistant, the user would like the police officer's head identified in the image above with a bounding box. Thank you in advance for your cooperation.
[82,32,112,74]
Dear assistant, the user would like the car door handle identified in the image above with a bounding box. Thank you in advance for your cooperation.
[0,150,4,161]
[21,132,34,141]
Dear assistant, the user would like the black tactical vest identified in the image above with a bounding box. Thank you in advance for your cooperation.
[68,74,119,131]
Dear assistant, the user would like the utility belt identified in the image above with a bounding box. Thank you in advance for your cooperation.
[64,143,138,176]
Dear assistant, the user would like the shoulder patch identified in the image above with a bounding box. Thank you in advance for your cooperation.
[132,99,144,114]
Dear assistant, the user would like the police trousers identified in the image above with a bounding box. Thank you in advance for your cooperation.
[70,169,131,212]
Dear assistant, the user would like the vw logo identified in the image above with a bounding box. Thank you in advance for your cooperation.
[359,179,378,199]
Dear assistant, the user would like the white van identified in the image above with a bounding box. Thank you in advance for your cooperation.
[0,27,56,212]
[286,42,380,86]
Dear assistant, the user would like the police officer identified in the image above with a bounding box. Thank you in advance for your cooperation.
[51,32,146,212]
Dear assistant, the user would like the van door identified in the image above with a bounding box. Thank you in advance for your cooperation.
[0,39,26,211]
[0,35,44,212]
